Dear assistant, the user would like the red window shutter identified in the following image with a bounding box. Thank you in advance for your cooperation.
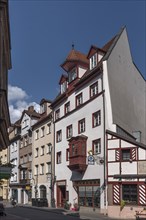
[131,148,136,161]
[113,184,120,205]
[138,184,146,205]
[115,149,120,161]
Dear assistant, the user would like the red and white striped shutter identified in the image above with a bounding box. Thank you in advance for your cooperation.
[113,184,120,204]
[115,149,120,161]
[131,148,136,160]
[138,184,146,205]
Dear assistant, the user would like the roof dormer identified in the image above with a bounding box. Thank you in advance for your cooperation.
[87,45,105,70]
[59,74,68,94]
[60,47,89,73]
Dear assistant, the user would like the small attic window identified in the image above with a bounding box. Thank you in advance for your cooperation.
[90,53,97,70]
[61,81,67,94]
[40,104,45,114]
[68,68,77,83]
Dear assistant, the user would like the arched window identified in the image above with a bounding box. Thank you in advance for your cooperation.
[40,185,46,198]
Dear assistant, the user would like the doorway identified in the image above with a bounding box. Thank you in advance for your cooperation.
[57,184,66,207]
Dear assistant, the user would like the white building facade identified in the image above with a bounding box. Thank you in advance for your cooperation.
[51,27,146,216]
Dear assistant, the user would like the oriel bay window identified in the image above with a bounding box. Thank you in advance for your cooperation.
[68,135,87,172]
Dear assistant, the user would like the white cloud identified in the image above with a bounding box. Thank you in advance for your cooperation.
[8,85,28,102]
[8,85,40,123]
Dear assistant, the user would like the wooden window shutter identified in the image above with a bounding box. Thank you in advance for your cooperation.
[113,184,120,205]
[138,184,146,205]
[115,149,120,161]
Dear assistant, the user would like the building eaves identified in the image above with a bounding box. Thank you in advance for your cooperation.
[106,129,146,150]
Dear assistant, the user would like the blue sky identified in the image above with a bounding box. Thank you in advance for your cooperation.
[8,0,145,122]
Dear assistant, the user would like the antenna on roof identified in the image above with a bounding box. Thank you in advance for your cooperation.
[72,42,75,50]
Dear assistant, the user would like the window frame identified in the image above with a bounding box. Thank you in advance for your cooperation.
[56,130,62,143]
[92,139,101,155]
[66,124,73,139]
[76,93,83,108]
[92,110,101,128]
[65,101,70,115]
[56,151,62,164]
[90,81,98,98]
[78,118,85,134]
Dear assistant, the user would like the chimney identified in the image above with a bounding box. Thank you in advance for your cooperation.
[28,106,34,112]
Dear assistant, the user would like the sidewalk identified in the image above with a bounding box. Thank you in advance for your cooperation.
[2,202,132,220]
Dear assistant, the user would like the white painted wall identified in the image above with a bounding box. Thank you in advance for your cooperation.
[106,28,146,144]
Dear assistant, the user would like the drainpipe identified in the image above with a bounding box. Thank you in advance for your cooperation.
[101,66,106,210]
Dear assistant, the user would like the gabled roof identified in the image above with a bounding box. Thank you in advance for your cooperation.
[59,74,68,85]
[19,107,41,123]
[40,98,52,105]
[87,45,105,59]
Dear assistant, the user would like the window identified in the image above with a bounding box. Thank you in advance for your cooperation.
[90,82,98,98]
[66,125,73,139]
[35,130,39,140]
[92,139,101,155]
[92,110,101,127]
[20,156,23,164]
[47,143,52,154]
[24,155,27,163]
[55,109,60,120]
[65,102,70,114]
[76,93,83,107]
[66,148,69,161]
[35,165,39,175]
[78,118,85,134]
[40,164,44,175]
[122,149,131,161]
[78,180,100,207]
[20,139,23,148]
[24,136,28,146]
[47,123,51,134]
[122,184,137,204]
[90,54,97,70]
[28,153,32,161]
[56,130,62,142]
[61,81,67,93]
[41,126,45,137]
[57,151,62,164]
[46,162,51,174]
[41,145,45,156]
[69,68,77,83]
[28,170,32,179]
[35,148,39,157]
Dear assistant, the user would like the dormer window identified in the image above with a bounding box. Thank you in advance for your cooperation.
[61,81,67,94]
[90,53,97,70]
[40,104,45,114]
[68,68,77,83]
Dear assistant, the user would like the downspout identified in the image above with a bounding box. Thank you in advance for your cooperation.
[101,66,106,209]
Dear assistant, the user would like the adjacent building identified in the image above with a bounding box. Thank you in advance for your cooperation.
[18,106,40,204]
[0,0,11,150]
[31,99,54,207]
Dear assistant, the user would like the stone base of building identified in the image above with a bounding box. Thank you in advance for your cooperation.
[79,206,107,218]
[108,205,145,219]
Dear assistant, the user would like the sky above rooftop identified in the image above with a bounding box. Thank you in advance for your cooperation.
[8,0,146,123]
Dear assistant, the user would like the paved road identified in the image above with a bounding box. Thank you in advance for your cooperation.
[0,206,111,220]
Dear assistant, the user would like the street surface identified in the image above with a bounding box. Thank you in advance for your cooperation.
[0,206,112,220]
